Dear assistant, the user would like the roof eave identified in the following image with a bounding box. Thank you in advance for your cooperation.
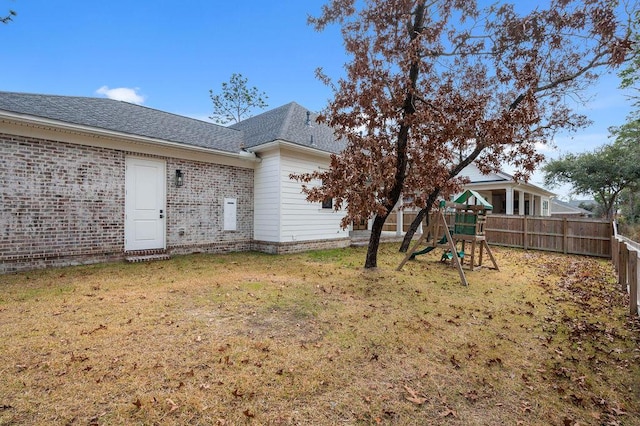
[466,179,556,197]
[0,110,260,163]
[248,139,335,158]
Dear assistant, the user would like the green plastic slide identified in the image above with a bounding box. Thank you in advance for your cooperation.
[410,235,448,259]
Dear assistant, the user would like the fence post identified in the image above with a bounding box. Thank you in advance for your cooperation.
[619,243,629,291]
[611,236,618,271]
[629,250,638,316]
[608,221,614,258]
[523,216,528,250]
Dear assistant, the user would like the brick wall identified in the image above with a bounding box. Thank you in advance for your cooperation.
[252,237,351,254]
[1,134,125,273]
[1,132,354,274]
[1,134,255,273]
[166,158,254,253]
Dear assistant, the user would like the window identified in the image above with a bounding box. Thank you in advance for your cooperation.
[542,200,549,216]
[322,197,333,209]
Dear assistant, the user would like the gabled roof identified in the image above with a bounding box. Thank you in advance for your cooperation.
[231,102,345,154]
[551,199,594,216]
[0,91,244,153]
[460,163,513,184]
[454,189,493,209]
[461,163,556,197]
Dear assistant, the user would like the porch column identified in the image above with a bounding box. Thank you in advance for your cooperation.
[518,190,525,216]
[396,208,403,236]
[506,187,514,215]
[539,196,544,215]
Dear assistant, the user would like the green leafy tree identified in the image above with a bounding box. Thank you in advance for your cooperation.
[612,119,640,222]
[619,188,640,222]
[543,130,640,219]
[209,73,268,125]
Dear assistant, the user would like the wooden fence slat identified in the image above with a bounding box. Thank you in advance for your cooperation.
[629,250,638,316]
[619,243,629,291]
[611,236,618,270]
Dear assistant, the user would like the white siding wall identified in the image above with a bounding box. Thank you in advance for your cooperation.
[279,150,348,242]
[253,151,281,241]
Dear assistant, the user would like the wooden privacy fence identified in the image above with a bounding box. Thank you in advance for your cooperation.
[611,224,640,316]
[384,212,612,258]
[484,215,612,258]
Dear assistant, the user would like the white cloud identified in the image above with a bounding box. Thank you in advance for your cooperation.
[535,141,557,153]
[95,86,145,104]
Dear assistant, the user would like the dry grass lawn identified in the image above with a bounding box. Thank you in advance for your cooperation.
[1,244,639,425]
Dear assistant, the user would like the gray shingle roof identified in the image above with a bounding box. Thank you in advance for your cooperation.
[231,102,345,154]
[0,91,244,153]
[551,199,594,216]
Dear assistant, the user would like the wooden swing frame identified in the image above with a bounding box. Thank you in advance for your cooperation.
[396,200,499,286]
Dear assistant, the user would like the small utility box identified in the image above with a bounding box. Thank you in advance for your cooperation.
[223,198,237,231]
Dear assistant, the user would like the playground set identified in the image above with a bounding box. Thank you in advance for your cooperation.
[396,190,499,286]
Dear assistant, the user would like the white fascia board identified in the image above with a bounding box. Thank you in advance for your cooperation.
[467,179,555,197]
[249,140,333,159]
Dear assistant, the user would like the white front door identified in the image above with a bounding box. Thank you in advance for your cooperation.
[125,157,166,251]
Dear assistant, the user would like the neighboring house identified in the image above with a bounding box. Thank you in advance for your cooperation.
[460,163,555,217]
[550,199,594,218]
[382,163,556,236]
[0,92,347,273]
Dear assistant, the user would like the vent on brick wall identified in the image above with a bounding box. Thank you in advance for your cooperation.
[124,249,171,263]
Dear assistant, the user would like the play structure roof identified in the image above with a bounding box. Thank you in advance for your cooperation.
[454,190,493,209]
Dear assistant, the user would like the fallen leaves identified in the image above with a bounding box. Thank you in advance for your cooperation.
[439,408,457,418]
[486,357,503,367]
[403,385,427,405]
[449,354,461,369]
[166,398,179,413]
[80,324,107,335]
[2,248,639,425]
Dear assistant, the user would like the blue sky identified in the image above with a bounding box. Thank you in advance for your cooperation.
[2,0,635,197]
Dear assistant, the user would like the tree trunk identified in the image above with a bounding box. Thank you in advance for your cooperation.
[362,2,426,269]
[399,209,427,252]
[365,214,388,269]
[399,191,441,252]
